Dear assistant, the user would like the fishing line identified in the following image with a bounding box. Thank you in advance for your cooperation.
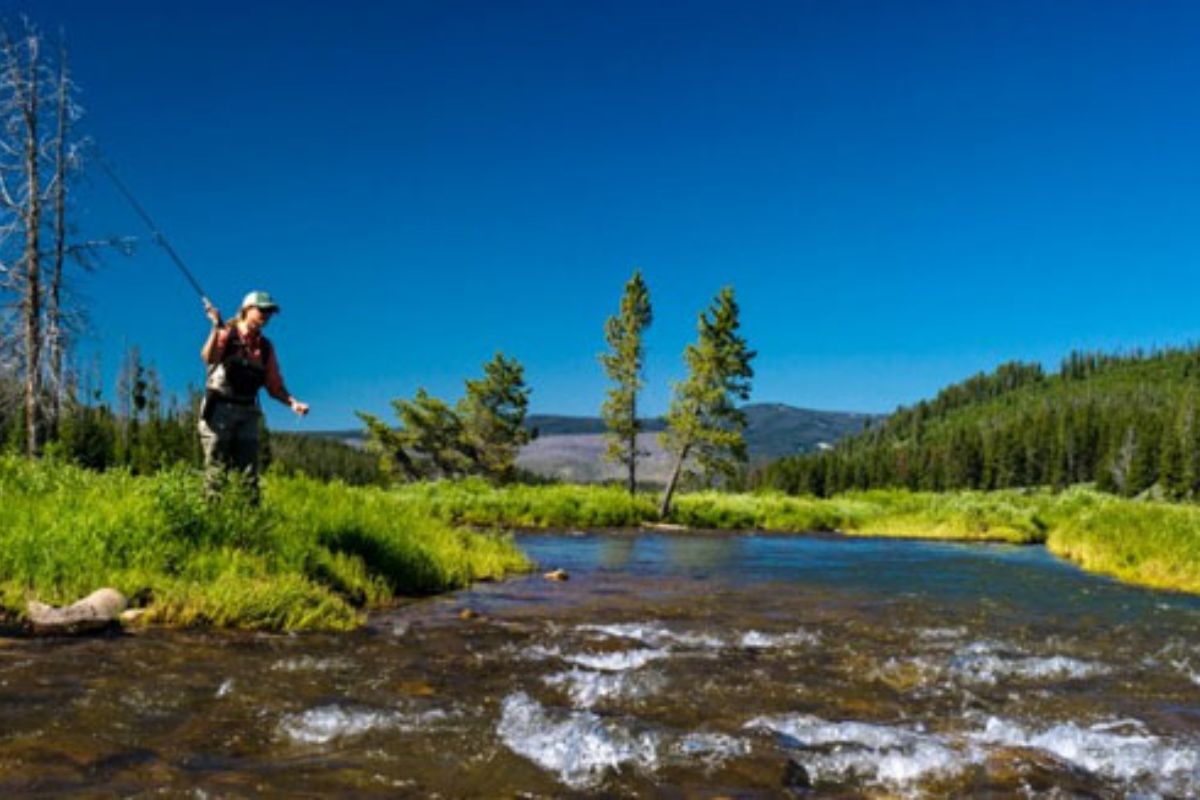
[93,151,218,317]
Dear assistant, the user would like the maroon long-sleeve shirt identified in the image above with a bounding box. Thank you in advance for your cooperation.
[210,326,291,405]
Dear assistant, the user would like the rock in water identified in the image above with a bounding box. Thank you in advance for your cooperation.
[543,569,570,581]
[782,757,812,790]
[27,588,128,636]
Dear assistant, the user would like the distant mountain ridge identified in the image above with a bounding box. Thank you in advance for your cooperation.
[525,404,878,459]
[524,415,668,437]
[517,403,879,484]
[310,403,879,484]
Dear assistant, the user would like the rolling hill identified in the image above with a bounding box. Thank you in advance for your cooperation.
[753,348,1200,498]
[313,403,878,485]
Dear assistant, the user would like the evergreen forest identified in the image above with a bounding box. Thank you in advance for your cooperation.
[752,347,1200,499]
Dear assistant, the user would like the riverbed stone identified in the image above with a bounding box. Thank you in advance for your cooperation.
[119,608,148,625]
[782,757,812,789]
[27,588,128,636]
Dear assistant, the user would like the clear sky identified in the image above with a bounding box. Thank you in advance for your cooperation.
[16,0,1200,431]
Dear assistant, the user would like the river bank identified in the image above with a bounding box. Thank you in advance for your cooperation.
[0,456,529,632]
[395,480,1200,595]
[4,457,1198,633]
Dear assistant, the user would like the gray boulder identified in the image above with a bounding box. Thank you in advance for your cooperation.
[27,588,128,636]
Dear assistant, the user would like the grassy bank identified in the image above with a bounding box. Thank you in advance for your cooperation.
[0,457,529,631]
[5,460,1195,633]
[393,480,1200,595]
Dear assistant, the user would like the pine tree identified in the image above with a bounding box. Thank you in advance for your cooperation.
[458,352,532,482]
[359,353,532,483]
[357,409,423,482]
[396,389,472,478]
[1158,401,1188,499]
[658,287,755,518]
[600,269,652,496]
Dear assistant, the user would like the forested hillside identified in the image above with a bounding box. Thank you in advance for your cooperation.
[753,348,1200,499]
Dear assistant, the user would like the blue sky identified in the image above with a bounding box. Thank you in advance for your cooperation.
[18,0,1200,431]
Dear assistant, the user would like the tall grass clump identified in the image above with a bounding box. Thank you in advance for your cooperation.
[0,455,529,631]
[393,479,655,528]
[1045,491,1200,593]
[839,489,1051,543]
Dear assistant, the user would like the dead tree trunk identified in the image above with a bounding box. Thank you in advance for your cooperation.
[47,46,68,435]
[11,33,43,456]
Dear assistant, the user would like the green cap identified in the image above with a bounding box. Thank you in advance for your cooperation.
[241,290,280,313]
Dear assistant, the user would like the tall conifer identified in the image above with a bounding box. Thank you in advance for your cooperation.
[658,287,754,518]
[600,270,652,496]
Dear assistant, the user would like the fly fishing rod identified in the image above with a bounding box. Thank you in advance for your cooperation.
[95,153,221,322]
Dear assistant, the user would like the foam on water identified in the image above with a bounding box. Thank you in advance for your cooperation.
[948,641,1108,685]
[918,626,968,641]
[745,714,976,790]
[279,704,449,744]
[564,648,670,672]
[1152,639,1200,687]
[270,656,352,673]
[521,643,564,661]
[970,716,1200,796]
[544,668,666,708]
[578,621,724,649]
[673,732,752,768]
[739,628,820,649]
[497,691,660,789]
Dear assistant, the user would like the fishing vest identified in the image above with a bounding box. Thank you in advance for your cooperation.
[206,326,273,405]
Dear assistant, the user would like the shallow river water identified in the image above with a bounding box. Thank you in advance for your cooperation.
[2,531,1200,798]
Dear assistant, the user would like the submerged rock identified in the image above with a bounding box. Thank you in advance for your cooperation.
[782,757,812,789]
[27,588,127,636]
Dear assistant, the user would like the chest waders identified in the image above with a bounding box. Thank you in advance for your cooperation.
[198,328,273,502]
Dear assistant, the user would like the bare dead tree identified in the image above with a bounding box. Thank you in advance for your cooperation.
[0,25,47,456]
[0,23,128,453]
[46,38,68,433]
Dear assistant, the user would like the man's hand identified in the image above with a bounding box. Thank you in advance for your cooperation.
[203,298,222,328]
[290,399,310,417]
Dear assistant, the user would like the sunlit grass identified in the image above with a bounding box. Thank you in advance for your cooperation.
[0,456,529,631]
[1045,491,1200,594]
[5,455,1196,632]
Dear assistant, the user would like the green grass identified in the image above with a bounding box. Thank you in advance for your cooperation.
[5,458,1196,633]
[0,456,530,631]
[1044,489,1200,594]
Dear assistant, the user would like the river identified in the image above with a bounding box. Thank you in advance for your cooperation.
[2,531,1199,797]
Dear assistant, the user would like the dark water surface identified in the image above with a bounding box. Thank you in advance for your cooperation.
[2,531,1199,798]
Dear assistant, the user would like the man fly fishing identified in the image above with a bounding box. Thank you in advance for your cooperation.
[200,292,310,500]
